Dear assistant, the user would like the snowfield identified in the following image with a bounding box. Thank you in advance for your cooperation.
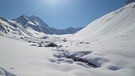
[0,2,135,76]
[0,35,134,76]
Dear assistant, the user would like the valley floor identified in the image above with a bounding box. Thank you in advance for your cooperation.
[0,36,135,76]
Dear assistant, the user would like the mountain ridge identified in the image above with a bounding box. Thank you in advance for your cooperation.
[0,15,83,37]
[13,15,83,35]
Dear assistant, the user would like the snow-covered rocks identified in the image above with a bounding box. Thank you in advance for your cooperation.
[0,68,6,76]
[0,67,16,76]
[51,49,97,68]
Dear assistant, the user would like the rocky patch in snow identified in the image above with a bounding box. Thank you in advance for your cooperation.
[50,49,98,68]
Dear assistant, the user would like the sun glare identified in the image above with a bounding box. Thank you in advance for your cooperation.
[48,0,57,3]
[38,0,71,10]
[46,0,69,5]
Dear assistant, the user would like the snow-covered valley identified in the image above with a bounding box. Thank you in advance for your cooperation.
[0,35,134,76]
[0,2,135,76]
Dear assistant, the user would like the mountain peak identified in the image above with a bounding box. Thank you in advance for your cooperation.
[16,15,42,22]
[14,15,29,27]
[29,15,40,19]
[28,15,43,25]
[14,15,43,26]
[29,15,41,21]
[18,15,29,20]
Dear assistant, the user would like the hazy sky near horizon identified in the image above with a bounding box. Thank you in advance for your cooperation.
[0,0,124,29]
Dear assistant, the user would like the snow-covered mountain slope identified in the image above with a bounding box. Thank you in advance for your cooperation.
[0,16,45,37]
[14,15,51,34]
[0,16,28,37]
[71,2,135,41]
[68,2,135,75]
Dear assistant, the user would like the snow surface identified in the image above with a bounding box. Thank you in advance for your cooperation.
[0,2,135,76]
[0,35,134,76]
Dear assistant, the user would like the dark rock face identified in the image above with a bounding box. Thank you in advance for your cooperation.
[0,24,7,33]
[66,55,97,68]
[46,43,57,47]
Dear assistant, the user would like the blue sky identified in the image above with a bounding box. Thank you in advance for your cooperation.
[0,0,124,29]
